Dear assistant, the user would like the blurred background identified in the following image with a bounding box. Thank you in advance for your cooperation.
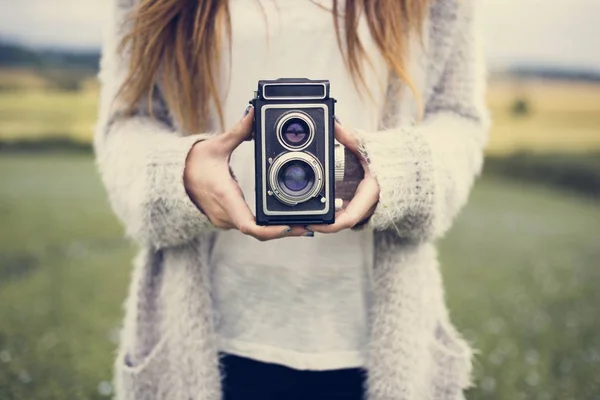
[0,0,599,399]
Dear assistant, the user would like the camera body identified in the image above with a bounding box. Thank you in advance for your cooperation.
[251,78,337,226]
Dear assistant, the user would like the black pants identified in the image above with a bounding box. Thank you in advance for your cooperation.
[220,352,367,400]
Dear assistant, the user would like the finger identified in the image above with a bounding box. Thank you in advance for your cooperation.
[335,122,371,168]
[334,121,361,154]
[351,204,377,231]
[219,179,304,241]
[243,106,256,142]
[243,130,256,142]
[309,210,356,234]
[198,192,236,229]
[309,177,379,234]
[344,177,379,222]
[218,179,259,228]
[245,223,306,241]
[210,203,237,230]
[221,106,255,152]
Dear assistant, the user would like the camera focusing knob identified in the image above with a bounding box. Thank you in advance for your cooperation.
[334,141,345,183]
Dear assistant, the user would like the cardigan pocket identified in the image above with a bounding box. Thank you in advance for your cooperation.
[116,332,175,400]
[427,319,473,400]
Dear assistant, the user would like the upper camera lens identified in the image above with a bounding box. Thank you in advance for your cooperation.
[278,160,315,196]
[282,119,309,147]
[277,113,314,150]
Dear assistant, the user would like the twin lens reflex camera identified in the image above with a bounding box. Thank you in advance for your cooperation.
[250,78,345,226]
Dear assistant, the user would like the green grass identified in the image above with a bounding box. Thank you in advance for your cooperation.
[439,177,600,400]
[0,154,133,400]
[1,154,599,399]
[485,152,600,197]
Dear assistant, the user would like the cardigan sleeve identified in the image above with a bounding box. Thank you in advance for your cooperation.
[355,0,491,241]
[93,0,217,249]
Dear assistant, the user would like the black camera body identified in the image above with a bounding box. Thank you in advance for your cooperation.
[251,78,337,226]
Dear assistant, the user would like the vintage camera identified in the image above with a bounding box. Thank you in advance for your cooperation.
[251,78,344,226]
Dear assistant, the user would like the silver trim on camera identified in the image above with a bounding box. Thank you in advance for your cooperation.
[268,152,324,206]
[261,104,330,216]
[262,82,327,100]
[275,111,315,152]
[334,141,345,183]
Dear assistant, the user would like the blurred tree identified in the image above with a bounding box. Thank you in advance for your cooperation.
[511,97,530,117]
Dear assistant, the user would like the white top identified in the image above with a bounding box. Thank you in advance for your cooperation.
[209,0,387,371]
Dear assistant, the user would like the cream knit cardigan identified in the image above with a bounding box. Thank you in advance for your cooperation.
[94,0,490,399]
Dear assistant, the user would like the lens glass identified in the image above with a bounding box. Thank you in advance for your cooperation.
[278,160,315,196]
[281,118,310,148]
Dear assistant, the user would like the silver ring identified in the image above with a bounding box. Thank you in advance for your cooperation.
[334,141,345,183]
[275,111,315,152]
[269,152,324,206]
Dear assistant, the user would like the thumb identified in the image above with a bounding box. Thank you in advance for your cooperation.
[334,120,361,153]
[222,106,255,152]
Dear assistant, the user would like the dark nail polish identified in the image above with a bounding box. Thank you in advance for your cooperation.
[243,105,252,117]
[303,225,314,233]
[303,231,315,237]
[334,115,342,125]
[280,227,292,236]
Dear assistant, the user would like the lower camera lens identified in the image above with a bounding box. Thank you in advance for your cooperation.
[268,152,324,206]
[278,161,315,195]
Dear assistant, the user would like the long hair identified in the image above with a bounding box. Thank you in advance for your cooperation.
[117,0,430,134]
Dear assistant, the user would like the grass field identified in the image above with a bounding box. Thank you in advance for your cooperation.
[487,79,600,155]
[0,154,599,400]
[0,154,133,400]
[1,66,599,399]
[0,81,98,143]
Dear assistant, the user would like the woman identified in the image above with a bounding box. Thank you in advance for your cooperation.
[95,0,490,399]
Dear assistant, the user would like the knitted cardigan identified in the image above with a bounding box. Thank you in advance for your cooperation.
[94,0,490,399]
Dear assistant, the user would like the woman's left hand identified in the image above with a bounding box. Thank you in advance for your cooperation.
[307,121,380,233]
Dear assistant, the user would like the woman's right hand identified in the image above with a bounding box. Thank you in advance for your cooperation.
[184,106,308,241]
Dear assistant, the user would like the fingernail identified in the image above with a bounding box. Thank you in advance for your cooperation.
[243,105,253,118]
[334,115,342,125]
[303,231,314,237]
[280,226,292,236]
[303,225,314,233]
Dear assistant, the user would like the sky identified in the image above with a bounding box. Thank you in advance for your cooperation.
[0,0,599,70]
